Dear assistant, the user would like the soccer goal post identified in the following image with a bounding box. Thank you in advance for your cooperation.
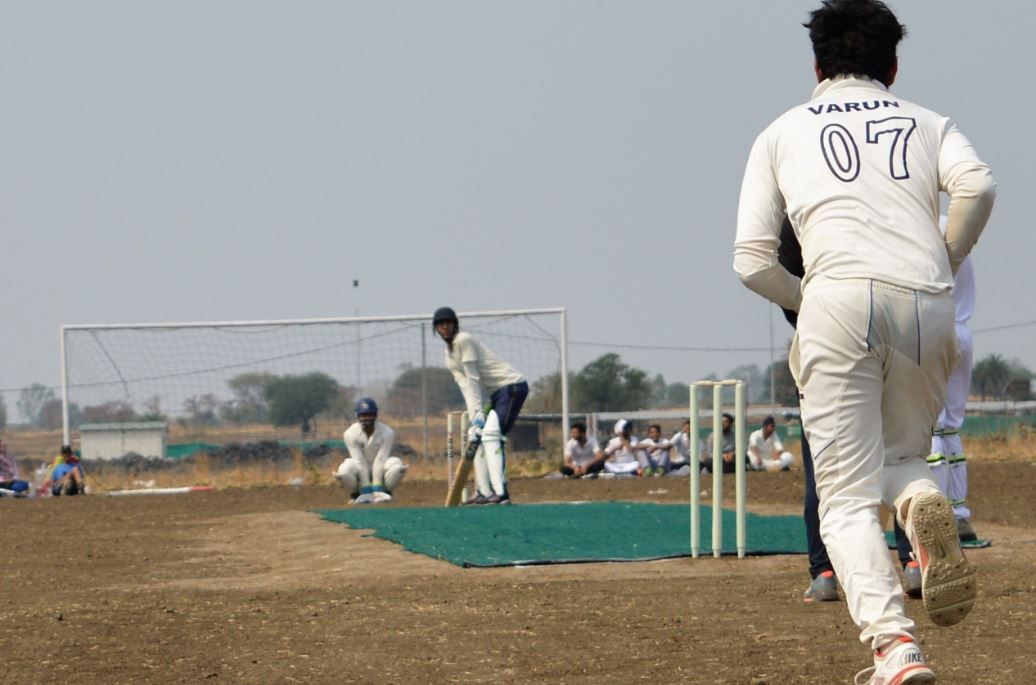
[60,308,569,458]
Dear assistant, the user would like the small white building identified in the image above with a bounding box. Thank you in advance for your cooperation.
[78,422,167,461]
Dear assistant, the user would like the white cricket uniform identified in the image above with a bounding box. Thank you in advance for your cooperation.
[747,429,794,471]
[564,437,602,467]
[445,331,524,497]
[637,437,674,471]
[670,430,704,468]
[930,228,976,520]
[735,76,994,650]
[445,331,524,419]
[603,436,641,474]
[335,421,406,495]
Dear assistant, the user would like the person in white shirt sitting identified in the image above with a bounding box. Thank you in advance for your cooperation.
[636,424,674,476]
[748,416,795,472]
[561,422,605,478]
[603,419,641,475]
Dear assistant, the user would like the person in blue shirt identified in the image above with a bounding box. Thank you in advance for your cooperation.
[42,445,86,496]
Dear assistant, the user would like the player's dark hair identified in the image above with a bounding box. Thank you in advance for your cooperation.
[649,424,662,432]
[804,0,906,84]
[572,422,587,433]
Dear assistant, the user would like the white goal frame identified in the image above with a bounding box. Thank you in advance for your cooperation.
[59,308,570,453]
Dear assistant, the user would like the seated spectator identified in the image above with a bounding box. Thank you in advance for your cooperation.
[670,420,705,474]
[0,437,30,496]
[703,412,741,474]
[636,424,674,476]
[561,422,606,478]
[748,416,794,471]
[41,445,87,497]
[603,419,641,475]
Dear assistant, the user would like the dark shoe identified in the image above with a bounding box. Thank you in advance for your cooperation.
[462,494,488,506]
[957,518,978,543]
[485,490,512,506]
[802,570,839,603]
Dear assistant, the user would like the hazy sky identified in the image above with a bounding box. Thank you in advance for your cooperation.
[2,1,1032,416]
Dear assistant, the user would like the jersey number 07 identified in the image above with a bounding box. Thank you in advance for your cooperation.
[820,116,917,182]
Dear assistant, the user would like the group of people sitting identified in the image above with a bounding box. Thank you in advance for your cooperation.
[0,440,87,498]
[560,415,794,479]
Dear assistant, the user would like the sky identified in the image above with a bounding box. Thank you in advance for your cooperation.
[2,0,1033,419]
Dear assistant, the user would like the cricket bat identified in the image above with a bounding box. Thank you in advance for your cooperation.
[444,436,481,507]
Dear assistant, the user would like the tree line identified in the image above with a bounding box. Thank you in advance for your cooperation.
[3,351,1031,433]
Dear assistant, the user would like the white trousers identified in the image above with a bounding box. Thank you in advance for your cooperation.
[929,323,973,520]
[792,278,957,650]
[749,451,794,471]
[335,457,406,495]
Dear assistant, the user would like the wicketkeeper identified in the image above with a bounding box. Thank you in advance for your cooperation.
[334,398,407,504]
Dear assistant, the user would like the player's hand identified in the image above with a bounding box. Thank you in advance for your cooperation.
[471,411,486,430]
[723,452,734,463]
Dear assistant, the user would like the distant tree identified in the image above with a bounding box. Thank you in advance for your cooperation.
[17,383,54,427]
[571,354,653,412]
[664,382,691,407]
[387,365,464,416]
[81,400,138,424]
[264,372,340,435]
[38,399,65,431]
[524,372,567,413]
[726,363,765,403]
[222,372,277,424]
[320,385,356,424]
[766,358,795,406]
[649,373,668,407]
[139,396,166,422]
[183,394,222,426]
[1005,359,1034,401]
[972,354,1011,401]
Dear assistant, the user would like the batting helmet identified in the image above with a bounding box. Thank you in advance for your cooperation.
[432,306,458,326]
[355,397,379,417]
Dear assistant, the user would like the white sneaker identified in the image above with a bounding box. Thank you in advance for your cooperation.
[370,491,393,504]
[854,638,935,685]
[353,493,374,505]
[906,491,977,626]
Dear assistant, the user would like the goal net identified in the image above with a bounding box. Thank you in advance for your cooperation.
[60,309,569,458]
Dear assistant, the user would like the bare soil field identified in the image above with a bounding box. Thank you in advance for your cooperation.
[2,462,1034,684]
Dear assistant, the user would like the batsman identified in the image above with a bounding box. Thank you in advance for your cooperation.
[435,307,528,506]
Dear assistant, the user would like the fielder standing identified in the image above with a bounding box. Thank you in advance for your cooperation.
[929,216,979,542]
[734,1,995,682]
[433,307,528,505]
[334,398,407,504]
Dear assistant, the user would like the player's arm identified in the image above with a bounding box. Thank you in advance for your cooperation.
[747,435,763,469]
[370,425,396,488]
[563,441,576,468]
[734,134,802,311]
[939,121,996,272]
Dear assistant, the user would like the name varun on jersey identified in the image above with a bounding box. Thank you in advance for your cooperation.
[807,100,899,115]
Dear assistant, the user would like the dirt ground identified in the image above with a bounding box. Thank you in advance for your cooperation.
[2,462,1034,684]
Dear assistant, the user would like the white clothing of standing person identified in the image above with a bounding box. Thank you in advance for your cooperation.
[433,306,528,505]
[733,1,994,681]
